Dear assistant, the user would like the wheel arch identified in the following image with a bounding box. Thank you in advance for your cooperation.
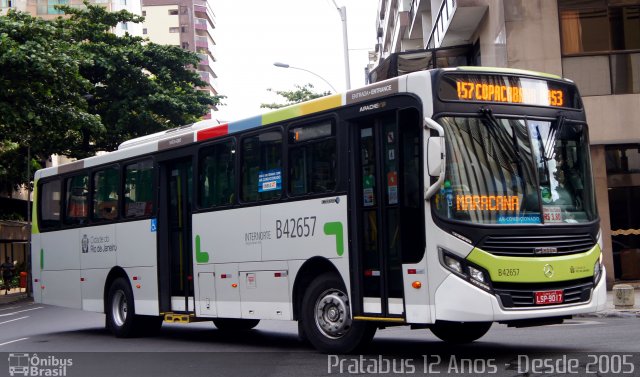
[292,256,342,320]
[103,266,130,314]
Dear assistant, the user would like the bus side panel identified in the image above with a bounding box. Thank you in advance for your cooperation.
[38,229,82,309]
[192,206,261,264]
[81,268,109,312]
[41,269,81,309]
[31,234,43,304]
[260,196,349,261]
[40,229,81,270]
[116,220,157,268]
[123,266,160,316]
[238,261,291,320]
[79,225,117,269]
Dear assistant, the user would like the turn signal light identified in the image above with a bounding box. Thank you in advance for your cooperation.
[231,283,238,288]
[412,281,422,289]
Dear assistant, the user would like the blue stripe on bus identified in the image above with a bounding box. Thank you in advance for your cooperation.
[228,115,263,134]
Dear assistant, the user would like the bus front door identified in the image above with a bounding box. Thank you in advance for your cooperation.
[352,108,423,319]
[158,158,194,314]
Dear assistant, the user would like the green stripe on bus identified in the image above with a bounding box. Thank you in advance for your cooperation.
[32,179,40,234]
[467,244,600,283]
[195,235,209,264]
[324,222,344,256]
[40,248,44,269]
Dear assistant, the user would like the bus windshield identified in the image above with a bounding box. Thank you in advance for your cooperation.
[434,116,597,225]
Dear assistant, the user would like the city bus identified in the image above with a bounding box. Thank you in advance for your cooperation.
[31,67,606,353]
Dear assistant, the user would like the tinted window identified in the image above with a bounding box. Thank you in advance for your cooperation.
[124,160,154,218]
[40,180,61,229]
[93,166,120,221]
[64,174,89,225]
[289,121,337,196]
[199,140,236,208]
[241,131,282,202]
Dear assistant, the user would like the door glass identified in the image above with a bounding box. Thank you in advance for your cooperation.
[360,126,380,298]
[168,162,193,297]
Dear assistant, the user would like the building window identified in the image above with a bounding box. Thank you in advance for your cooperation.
[559,0,640,95]
[169,9,178,15]
[37,0,68,15]
[121,22,128,31]
[169,27,180,33]
[142,28,147,35]
[142,10,146,16]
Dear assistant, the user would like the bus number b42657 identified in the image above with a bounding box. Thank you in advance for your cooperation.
[276,216,317,239]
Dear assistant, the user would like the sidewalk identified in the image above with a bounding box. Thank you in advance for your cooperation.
[0,287,29,305]
[576,287,640,318]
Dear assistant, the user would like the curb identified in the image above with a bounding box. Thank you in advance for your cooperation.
[0,294,30,305]
[575,310,640,319]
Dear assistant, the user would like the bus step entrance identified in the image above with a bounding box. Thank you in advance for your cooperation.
[163,313,192,323]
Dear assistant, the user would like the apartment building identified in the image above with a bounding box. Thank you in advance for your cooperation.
[0,0,143,36]
[372,0,640,287]
[141,0,218,116]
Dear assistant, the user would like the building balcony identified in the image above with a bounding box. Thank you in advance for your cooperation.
[195,36,216,59]
[194,2,216,29]
[198,70,218,93]
[426,0,487,49]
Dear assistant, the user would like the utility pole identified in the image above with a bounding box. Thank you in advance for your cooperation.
[331,0,351,90]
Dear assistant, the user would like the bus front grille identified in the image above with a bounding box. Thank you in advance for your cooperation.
[478,234,596,257]
[493,278,593,308]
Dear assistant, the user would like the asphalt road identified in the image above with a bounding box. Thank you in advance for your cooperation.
[0,300,639,376]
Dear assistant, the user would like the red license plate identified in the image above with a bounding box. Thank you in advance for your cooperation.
[535,290,564,305]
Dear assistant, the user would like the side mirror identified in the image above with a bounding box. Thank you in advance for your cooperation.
[427,136,444,177]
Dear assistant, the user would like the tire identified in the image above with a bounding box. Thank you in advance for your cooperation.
[429,320,492,343]
[106,277,163,337]
[106,277,137,337]
[213,318,260,331]
[301,273,376,353]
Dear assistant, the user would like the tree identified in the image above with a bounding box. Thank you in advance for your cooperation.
[0,10,101,192]
[56,2,223,156]
[260,84,330,109]
[0,3,223,193]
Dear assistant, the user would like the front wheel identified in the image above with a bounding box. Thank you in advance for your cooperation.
[213,318,260,331]
[301,273,376,353]
[429,321,492,343]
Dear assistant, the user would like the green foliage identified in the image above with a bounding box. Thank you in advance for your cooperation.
[0,2,224,194]
[260,84,330,109]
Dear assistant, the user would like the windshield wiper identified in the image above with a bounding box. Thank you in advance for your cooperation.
[543,114,565,161]
[479,107,522,162]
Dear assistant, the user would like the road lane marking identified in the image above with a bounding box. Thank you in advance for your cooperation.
[0,307,43,317]
[0,337,28,347]
[0,316,29,325]
[0,306,20,311]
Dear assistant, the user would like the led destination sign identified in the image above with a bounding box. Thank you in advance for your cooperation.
[439,74,581,109]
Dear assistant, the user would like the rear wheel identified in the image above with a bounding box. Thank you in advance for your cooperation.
[106,277,137,337]
[301,273,376,353]
[429,321,492,343]
[106,277,162,337]
[213,318,260,331]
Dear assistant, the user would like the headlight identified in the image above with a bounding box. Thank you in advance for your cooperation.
[594,260,602,284]
[443,254,462,274]
[439,248,492,292]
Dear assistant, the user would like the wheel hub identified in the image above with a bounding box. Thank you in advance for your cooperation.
[112,290,128,327]
[314,289,352,339]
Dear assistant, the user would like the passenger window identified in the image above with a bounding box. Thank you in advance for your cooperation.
[40,180,61,229]
[64,174,89,225]
[241,131,282,202]
[93,166,120,221]
[289,121,336,196]
[124,160,154,218]
[199,140,236,208]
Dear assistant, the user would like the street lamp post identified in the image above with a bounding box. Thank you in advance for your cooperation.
[330,0,351,90]
[273,62,337,93]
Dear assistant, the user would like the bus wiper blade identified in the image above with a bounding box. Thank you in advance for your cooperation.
[543,115,565,161]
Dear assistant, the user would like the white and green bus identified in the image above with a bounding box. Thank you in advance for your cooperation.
[32,67,606,353]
